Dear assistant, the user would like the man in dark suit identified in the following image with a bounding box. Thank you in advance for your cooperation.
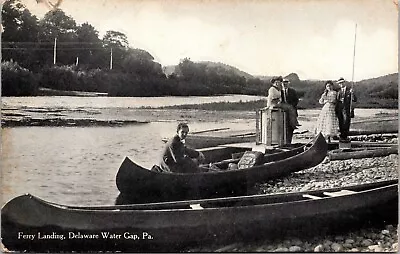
[281,78,299,143]
[335,77,357,141]
[160,123,205,173]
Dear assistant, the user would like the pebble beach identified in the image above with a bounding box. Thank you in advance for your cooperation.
[186,145,399,252]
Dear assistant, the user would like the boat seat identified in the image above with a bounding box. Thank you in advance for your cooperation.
[323,190,357,197]
[275,148,291,152]
[302,194,323,200]
[190,204,204,210]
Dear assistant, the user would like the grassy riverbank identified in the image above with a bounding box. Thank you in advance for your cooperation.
[156,100,267,111]
[157,99,398,111]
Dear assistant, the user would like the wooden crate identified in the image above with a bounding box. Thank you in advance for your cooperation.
[256,108,287,146]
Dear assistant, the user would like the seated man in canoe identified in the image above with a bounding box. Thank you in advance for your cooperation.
[159,123,206,173]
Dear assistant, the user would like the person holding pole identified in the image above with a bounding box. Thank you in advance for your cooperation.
[335,77,357,141]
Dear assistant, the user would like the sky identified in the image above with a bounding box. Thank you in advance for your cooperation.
[21,0,398,81]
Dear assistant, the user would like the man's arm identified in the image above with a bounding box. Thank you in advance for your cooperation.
[168,136,185,163]
[184,146,200,159]
[290,88,299,107]
[351,90,357,102]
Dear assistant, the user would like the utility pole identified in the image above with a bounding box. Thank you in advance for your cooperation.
[350,24,357,115]
[110,48,113,70]
[53,37,57,65]
[351,24,357,85]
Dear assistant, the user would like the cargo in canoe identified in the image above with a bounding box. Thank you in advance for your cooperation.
[1,179,397,252]
[116,133,328,202]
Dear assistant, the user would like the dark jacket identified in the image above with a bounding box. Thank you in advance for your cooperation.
[285,87,299,108]
[335,87,357,113]
[281,87,299,116]
[160,135,199,172]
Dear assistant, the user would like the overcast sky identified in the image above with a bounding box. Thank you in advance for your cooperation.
[22,0,397,81]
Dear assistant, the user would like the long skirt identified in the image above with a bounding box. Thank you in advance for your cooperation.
[315,102,339,137]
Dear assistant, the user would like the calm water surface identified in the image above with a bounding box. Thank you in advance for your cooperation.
[1,121,256,207]
[2,95,265,109]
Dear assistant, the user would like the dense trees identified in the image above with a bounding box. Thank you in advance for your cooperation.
[1,60,38,96]
[1,0,268,97]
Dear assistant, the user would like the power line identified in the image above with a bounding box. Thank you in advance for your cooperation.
[2,41,105,45]
[2,47,107,50]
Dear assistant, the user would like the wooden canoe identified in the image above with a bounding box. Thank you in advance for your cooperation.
[2,180,397,252]
[115,133,328,202]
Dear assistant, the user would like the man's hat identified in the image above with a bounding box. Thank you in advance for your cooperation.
[336,77,346,84]
[283,78,290,83]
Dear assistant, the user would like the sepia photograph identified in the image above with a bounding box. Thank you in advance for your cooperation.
[1,0,398,252]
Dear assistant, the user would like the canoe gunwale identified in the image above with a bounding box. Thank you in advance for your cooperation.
[2,180,397,252]
[29,180,397,212]
[2,180,397,228]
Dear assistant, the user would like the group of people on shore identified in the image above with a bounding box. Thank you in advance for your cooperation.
[159,76,357,173]
[314,77,357,142]
[266,76,357,143]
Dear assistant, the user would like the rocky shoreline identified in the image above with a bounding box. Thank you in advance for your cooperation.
[1,117,149,127]
[185,151,398,252]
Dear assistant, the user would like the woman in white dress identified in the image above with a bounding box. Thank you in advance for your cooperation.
[315,81,339,142]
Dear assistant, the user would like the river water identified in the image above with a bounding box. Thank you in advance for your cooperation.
[1,95,263,207]
[2,95,265,109]
[1,96,397,207]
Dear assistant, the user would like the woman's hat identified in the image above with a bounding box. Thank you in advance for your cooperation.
[270,76,283,84]
[336,77,346,84]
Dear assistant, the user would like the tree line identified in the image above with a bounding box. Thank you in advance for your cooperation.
[1,0,397,108]
[1,0,268,97]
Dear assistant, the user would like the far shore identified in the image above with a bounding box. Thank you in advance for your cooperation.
[1,106,398,130]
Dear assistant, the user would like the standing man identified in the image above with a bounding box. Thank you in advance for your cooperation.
[335,77,357,141]
[266,76,300,142]
[281,78,299,143]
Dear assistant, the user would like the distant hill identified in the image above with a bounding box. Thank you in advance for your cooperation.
[163,61,254,79]
[162,65,177,76]
[285,73,300,82]
[163,60,396,88]
[163,59,306,82]
[197,61,254,79]
[356,73,397,85]
[355,73,398,107]
[256,73,301,82]
[255,75,274,81]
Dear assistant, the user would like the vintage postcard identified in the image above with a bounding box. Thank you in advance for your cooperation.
[1,0,398,252]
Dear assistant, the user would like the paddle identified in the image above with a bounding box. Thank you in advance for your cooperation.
[191,127,230,135]
[229,132,256,137]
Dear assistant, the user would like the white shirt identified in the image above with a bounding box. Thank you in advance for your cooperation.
[267,86,282,108]
[282,88,288,102]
